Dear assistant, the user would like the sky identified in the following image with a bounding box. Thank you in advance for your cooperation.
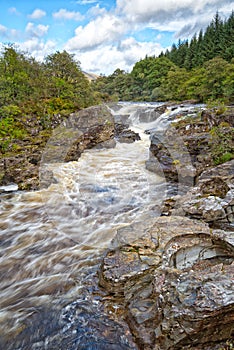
[0,0,234,75]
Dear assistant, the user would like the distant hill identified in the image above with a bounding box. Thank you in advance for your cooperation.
[83,71,99,81]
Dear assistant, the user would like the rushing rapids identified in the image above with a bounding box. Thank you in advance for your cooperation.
[1,102,231,350]
[0,102,170,349]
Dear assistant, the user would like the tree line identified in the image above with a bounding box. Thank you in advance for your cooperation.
[0,11,233,150]
[0,45,99,116]
[92,12,234,103]
[0,46,102,150]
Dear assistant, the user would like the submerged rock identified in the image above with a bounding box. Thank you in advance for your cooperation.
[1,301,138,350]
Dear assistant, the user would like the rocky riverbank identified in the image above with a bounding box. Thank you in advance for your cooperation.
[0,102,233,349]
[99,103,234,349]
[0,105,115,190]
[0,104,143,191]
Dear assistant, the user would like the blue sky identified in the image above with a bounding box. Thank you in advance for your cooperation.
[0,0,234,75]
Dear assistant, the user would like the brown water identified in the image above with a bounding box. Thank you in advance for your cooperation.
[0,102,201,349]
[0,103,172,348]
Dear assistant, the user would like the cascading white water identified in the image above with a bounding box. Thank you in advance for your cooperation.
[1,101,205,349]
[0,102,170,344]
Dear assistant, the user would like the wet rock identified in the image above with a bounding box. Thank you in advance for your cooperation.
[63,105,115,161]
[100,216,234,349]
[201,107,234,128]
[114,122,130,137]
[199,159,234,183]
[0,156,41,190]
[0,105,115,190]
[138,109,161,123]
[153,263,234,350]
[1,301,138,350]
[146,129,196,185]
[116,129,141,143]
[171,160,234,223]
[199,176,230,198]
[114,120,141,143]
[94,138,116,149]
[146,106,234,184]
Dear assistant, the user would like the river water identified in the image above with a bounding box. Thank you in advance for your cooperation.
[0,102,195,349]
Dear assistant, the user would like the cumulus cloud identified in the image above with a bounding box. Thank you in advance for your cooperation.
[28,8,46,20]
[26,22,49,38]
[53,9,84,21]
[20,38,57,60]
[4,0,234,76]
[87,4,107,17]
[74,37,163,75]
[116,0,234,37]
[65,13,127,51]
[116,0,230,20]
[0,24,20,40]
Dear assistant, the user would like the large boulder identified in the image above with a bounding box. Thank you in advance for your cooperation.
[171,160,234,224]
[146,106,234,186]
[42,105,115,164]
[100,216,234,349]
[0,105,115,190]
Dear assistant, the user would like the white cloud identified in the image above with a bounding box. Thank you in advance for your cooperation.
[0,24,20,40]
[65,13,127,51]
[87,4,107,17]
[53,9,84,21]
[116,0,227,19]
[76,0,99,5]
[116,0,234,36]
[10,29,20,39]
[28,9,46,20]
[20,38,57,60]
[3,0,234,76]
[26,22,49,38]
[0,24,7,35]
[8,7,21,15]
[73,37,163,75]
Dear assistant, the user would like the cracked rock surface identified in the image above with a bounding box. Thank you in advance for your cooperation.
[100,216,234,349]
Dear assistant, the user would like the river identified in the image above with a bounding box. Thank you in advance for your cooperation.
[0,102,196,349]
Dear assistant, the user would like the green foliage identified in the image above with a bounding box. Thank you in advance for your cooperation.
[1,11,234,114]
[0,139,10,153]
[93,57,175,101]
[158,67,191,101]
[0,115,27,153]
[93,11,234,104]
[0,116,27,138]
[0,104,22,118]
[155,57,234,103]
[164,11,234,68]
[209,125,234,165]
[0,46,103,155]
[131,57,176,100]
[0,45,99,117]
[206,99,227,114]
[216,152,234,164]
